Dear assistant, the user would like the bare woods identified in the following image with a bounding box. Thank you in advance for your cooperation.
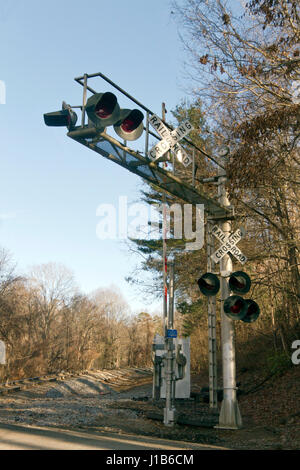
[0,250,160,382]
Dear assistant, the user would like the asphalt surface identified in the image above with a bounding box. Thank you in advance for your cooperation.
[0,423,227,450]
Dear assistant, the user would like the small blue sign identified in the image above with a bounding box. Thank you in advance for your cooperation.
[167,329,177,338]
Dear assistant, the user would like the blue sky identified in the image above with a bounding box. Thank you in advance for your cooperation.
[0,0,190,313]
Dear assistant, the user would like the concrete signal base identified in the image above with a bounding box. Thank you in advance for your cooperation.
[215,397,243,430]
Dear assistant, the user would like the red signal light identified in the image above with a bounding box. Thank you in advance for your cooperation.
[121,117,135,133]
[95,106,110,119]
[224,295,247,320]
[95,92,117,120]
[242,299,260,323]
[229,271,251,295]
[197,273,220,296]
[86,92,120,129]
[230,299,244,314]
[114,109,144,141]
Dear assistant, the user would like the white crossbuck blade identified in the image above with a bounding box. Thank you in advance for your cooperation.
[211,225,247,265]
[148,114,193,167]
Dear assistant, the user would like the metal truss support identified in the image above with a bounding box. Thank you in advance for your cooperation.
[207,220,218,412]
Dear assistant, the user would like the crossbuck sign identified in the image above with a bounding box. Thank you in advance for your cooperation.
[211,225,247,265]
[148,114,193,167]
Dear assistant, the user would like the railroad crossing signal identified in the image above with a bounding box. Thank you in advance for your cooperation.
[211,225,247,265]
[224,296,260,322]
[44,92,145,142]
[197,272,220,296]
[228,271,251,294]
[85,92,144,141]
[197,270,260,323]
[240,299,260,323]
[148,114,193,166]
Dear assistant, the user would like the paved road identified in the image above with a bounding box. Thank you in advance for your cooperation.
[0,423,227,450]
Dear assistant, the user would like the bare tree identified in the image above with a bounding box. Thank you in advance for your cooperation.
[170,0,300,351]
[27,262,77,341]
[91,286,130,368]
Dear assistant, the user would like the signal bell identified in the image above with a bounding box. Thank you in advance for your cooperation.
[197,273,220,296]
[44,101,77,130]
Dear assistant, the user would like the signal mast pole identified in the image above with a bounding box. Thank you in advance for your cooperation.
[216,153,242,429]
[162,102,176,426]
[162,103,168,337]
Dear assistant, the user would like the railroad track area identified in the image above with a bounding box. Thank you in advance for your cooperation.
[2,369,296,450]
[0,368,153,396]
[0,368,224,448]
[0,368,155,430]
[0,368,219,431]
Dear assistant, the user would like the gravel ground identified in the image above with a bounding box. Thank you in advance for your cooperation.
[0,370,220,447]
[0,371,154,429]
[0,369,299,450]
